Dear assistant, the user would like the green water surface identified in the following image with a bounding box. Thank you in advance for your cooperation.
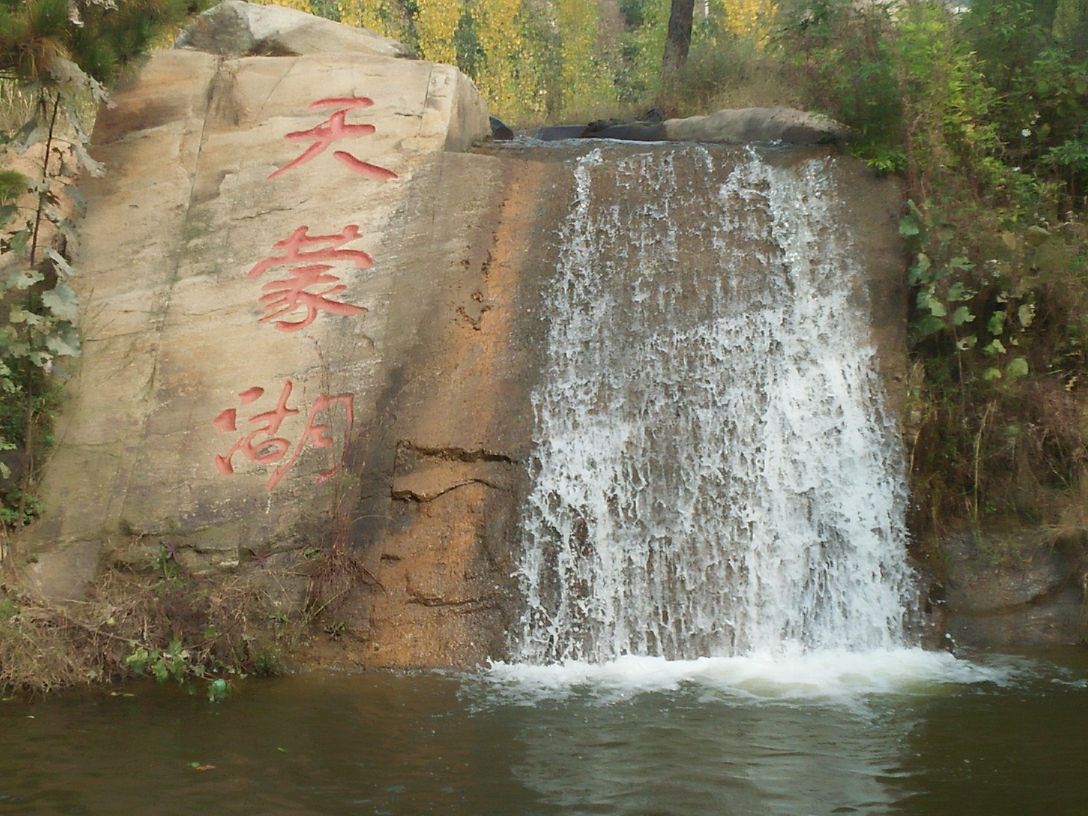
[1,650,1086,816]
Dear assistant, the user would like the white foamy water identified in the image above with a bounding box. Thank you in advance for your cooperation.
[513,145,918,666]
[488,649,1014,702]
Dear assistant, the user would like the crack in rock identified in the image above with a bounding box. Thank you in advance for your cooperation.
[391,477,509,503]
[396,440,520,466]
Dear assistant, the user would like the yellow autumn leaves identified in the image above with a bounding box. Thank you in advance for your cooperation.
[336,0,383,30]
[414,0,461,66]
[470,0,522,117]
[334,0,546,118]
[250,0,779,122]
[255,0,312,11]
[720,0,775,44]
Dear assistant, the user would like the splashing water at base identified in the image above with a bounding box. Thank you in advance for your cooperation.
[488,649,1018,703]
[511,143,922,677]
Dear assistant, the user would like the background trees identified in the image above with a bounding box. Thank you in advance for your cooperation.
[663,0,695,74]
[285,0,781,120]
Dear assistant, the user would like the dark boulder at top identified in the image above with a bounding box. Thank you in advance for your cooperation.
[489,116,514,141]
[530,106,848,146]
[583,121,667,141]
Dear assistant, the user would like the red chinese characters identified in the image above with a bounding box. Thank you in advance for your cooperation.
[213,380,354,490]
[213,93,395,489]
[247,225,371,331]
[269,96,398,182]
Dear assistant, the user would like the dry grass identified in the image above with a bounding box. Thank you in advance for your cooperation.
[656,38,803,119]
[0,557,310,697]
[1050,475,1088,544]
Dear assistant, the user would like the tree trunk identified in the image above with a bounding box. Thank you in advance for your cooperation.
[663,0,696,75]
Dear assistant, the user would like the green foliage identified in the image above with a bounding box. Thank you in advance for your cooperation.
[0,1,194,528]
[509,1,563,120]
[70,0,197,82]
[0,0,199,84]
[124,638,234,700]
[0,97,84,523]
[1053,0,1088,51]
[614,0,669,106]
[779,0,1088,529]
[0,489,42,527]
[963,0,1088,207]
[1046,138,1088,173]
[893,10,1088,521]
[123,639,190,684]
[775,0,903,156]
[860,144,906,175]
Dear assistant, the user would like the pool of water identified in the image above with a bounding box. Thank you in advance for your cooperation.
[2,648,1086,815]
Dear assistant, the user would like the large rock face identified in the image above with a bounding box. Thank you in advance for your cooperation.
[176,0,414,59]
[19,8,503,649]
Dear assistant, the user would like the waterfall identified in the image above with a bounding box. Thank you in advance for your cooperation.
[513,144,916,664]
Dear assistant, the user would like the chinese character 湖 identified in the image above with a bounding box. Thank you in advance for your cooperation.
[213,380,355,490]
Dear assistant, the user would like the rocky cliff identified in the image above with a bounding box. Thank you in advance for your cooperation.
[13,2,945,670]
[16,2,527,665]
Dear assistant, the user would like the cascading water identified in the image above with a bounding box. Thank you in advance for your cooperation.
[513,144,917,665]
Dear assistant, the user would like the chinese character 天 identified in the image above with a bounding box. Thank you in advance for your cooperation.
[269,96,398,182]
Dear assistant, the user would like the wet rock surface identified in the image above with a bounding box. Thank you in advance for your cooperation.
[938,529,1087,648]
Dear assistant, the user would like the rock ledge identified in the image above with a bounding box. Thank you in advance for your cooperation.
[175,0,414,59]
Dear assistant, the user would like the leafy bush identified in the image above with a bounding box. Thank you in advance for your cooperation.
[775,0,1088,536]
[775,0,903,160]
[0,0,197,528]
[958,0,1088,212]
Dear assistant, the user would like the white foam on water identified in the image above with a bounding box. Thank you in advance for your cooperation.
[488,649,1015,702]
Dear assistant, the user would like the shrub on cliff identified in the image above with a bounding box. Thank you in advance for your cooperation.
[0,0,201,527]
[779,0,1088,538]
